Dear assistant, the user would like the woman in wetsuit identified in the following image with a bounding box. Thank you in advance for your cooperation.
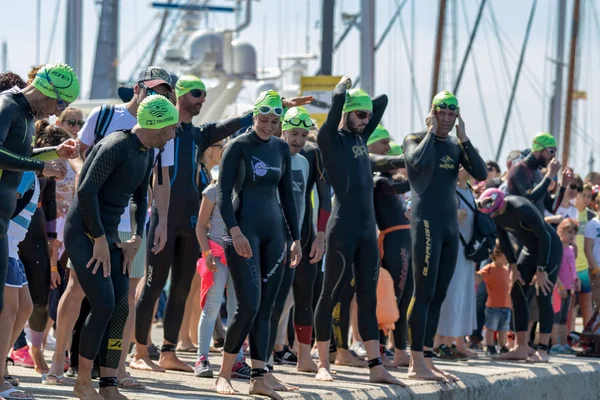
[215,90,302,400]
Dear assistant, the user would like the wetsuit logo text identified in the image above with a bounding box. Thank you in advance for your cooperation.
[423,220,431,276]
[439,155,455,170]
[251,156,281,181]
[292,181,304,192]
[352,145,368,158]
[107,339,123,350]
[264,247,286,282]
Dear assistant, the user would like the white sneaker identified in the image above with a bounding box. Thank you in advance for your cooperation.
[350,341,367,358]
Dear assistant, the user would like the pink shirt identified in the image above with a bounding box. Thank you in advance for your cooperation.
[558,245,577,290]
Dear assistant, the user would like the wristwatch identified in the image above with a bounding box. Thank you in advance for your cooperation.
[536,266,546,273]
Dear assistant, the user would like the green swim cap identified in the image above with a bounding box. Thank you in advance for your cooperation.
[432,91,459,109]
[388,141,403,156]
[137,94,179,129]
[32,63,80,103]
[343,88,373,113]
[531,132,557,152]
[367,124,390,146]
[253,90,283,116]
[282,106,313,131]
[175,75,206,98]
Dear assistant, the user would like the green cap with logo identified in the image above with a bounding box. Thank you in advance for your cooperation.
[432,91,459,109]
[282,106,313,131]
[388,141,403,156]
[366,124,390,146]
[137,94,179,129]
[343,88,373,113]
[32,63,80,103]
[531,132,557,152]
[175,75,206,98]
[253,90,283,116]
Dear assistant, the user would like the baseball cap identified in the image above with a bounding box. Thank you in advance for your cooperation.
[137,66,172,89]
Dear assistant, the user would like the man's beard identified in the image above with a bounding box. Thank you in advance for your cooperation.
[348,117,363,134]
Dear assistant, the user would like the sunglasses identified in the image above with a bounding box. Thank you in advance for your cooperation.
[257,105,284,116]
[44,71,68,112]
[286,117,313,128]
[66,119,85,128]
[546,148,556,156]
[189,89,207,99]
[435,102,458,111]
[569,183,583,192]
[139,81,172,99]
[354,110,372,120]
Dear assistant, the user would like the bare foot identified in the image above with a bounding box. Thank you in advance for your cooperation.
[158,353,193,372]
[393,351,410,368]
[264,373,300,391]
[429,364,459,382]
[528,346,536,356]
[381,355,396,369]
[369,365,405,386]
[0,382,33,399]
[176,341,197,352]
[249,378,283,400]
[494,345,529,361]
[30,346,49,374]
[315,367,334,382]
[527,350,549,363]
[335,349,367,367]
[215,376,236,395]
[407,363,447,382]
[99,386,129,400]
[73,381,104,400]
[129,356,166,372]
[296,358,318,373]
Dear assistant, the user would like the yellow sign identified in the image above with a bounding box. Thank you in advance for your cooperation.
[573,91,587,100]
[300,76,342,129]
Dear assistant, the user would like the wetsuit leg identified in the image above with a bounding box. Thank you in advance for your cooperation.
[332,276,353,349]
[135,213,176,345]
[18,208,50,337]
[162,227,199,344]
[0,235,7,312]
[70,298,90,369]
[293,239,318,345]
[511,249,535,333]
[267,243,295,356]
[396,262,413,350]
[314,230,355,342]
[353,229,380,343]
[407,220,443,351]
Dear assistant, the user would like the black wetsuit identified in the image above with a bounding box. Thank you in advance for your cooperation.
[0,91,56,311]
[507,153,564,216]
[217,130,300,362]
[136,113,251,348]
[403,130,487,351]
[373,168,412,350]
[293,142,331,345]
[314,82,387,345]
[65,130,152,368]
[493,195,562,335]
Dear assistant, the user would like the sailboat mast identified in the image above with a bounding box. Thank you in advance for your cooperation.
[360,0,375,95]
[430,0,447,99]
[562,0,581,167]
[549,0,566,140]
[320,0,335,75]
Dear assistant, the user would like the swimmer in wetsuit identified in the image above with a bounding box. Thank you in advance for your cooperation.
[0,63,79,316]
[64,95,177,400]
[215,90,302,400]
[313,76,401,385]
[133,75,253,373]
[403,91,487,381]
[478,189,562,363]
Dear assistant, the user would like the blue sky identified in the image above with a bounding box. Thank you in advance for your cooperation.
[1,0,598,174]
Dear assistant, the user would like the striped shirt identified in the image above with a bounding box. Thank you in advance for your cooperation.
[8,172,40,258]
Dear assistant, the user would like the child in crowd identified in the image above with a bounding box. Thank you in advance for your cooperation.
[551,218,579,354]
[476,243,512,356]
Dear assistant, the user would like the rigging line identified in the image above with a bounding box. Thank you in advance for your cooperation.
[45,0,63,62]
[398,5,425,124]
[485,0,547,98]
[495,0,538,161]
[460,0,494,155]
[452,0,487,94]
[117,14,162,66]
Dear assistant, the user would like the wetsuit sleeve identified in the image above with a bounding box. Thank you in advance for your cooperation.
[32,146,59,161]
[403,132,435,171]
[217,140,243,230]
[544,187,566,214]
[496,227,517,264]
[369,154,405,172]
[77,142,128,238]
[362,95,388,142]
[41,178,57,239]
[199,111,253,150]
[130,160,152,238]
[313,147,331,233]
[518,203,552,267]
[316,83,346,150]
[459,140,487,181]
[278,143,300,241]
[508,163,551,204]
[0,100,44,172]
